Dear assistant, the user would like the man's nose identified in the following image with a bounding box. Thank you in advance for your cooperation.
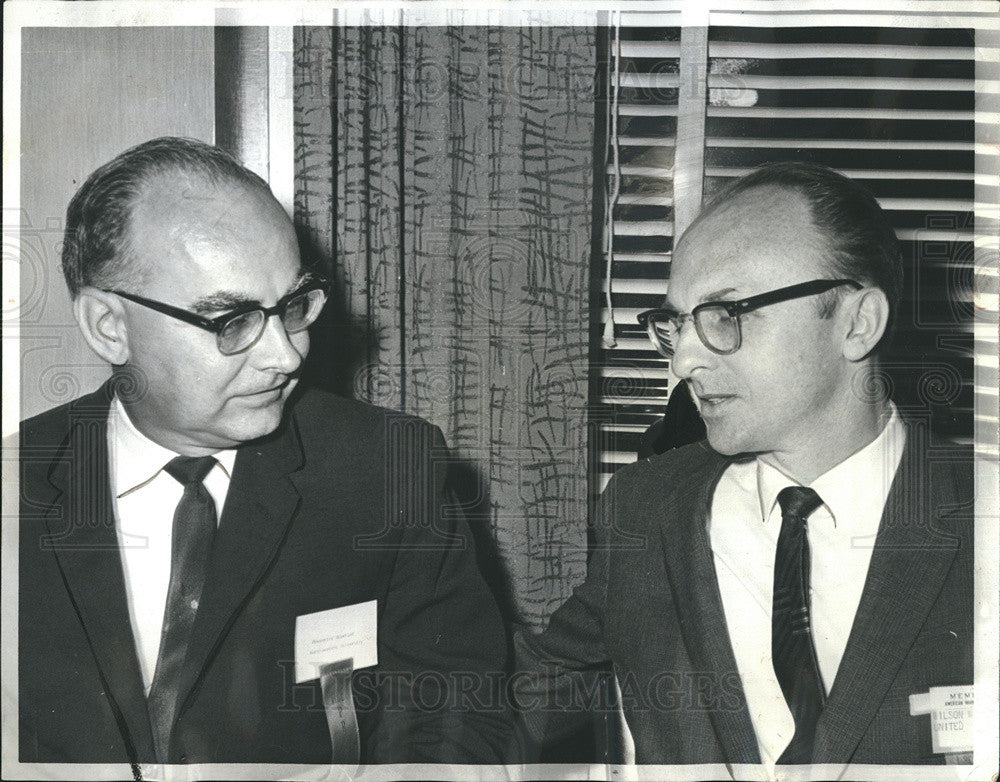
[668,319,713,380]
[252,314,306,374]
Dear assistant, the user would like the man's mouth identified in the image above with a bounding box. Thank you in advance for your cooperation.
[695,393,736,412]
[240,381,290,400]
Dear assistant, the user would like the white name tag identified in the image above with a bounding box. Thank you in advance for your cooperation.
[909,685,974,754]
[294,600,378,684]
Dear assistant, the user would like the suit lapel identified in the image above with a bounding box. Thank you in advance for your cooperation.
[813,422,961,763]
[173,411,305,723]
[42,385,157,761]
[657,445,762,764]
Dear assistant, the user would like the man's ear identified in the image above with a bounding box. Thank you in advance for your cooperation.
[841,287,890,362]
[73,287,130,365]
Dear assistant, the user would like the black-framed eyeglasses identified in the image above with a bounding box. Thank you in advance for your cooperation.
[108,277,330,356]
[637,278,862,358]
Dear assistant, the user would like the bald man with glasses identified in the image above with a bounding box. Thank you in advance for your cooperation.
[514,162,973,769]
[18,138,510,770]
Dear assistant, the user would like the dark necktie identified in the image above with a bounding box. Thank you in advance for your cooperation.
[772,485,825,764]
[148,455,218,764]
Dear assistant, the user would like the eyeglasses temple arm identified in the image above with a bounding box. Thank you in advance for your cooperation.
[109,290,222,331]
[725,279,862,317]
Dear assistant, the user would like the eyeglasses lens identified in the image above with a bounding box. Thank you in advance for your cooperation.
[282,288,325,332]
[695,306,739,353]
[215,287,328,355]
[218,310,266,355]
[648,317,679,358]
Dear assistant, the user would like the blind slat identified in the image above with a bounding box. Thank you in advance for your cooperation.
[617,194,675,206]
[603,278,668,294]
[607,252,673,262]
[619,136,677,147]
[598,395,670,407]
[706,166,974,180]
[618,196,973,213]
[618,104,680,116]
[706,106,973,119]
[708,137,975,151]
[706,74,973,91]
[602,337,658,351]
[630,40,972,60]
[609,164,675,177]
[618,41,682,58]
[597,367,673,380]
[613,220,673,236]
[709,41,974,60]
[599,423,659,434]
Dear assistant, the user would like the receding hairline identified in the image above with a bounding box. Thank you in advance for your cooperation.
[60,137,284,299]
[131,162,277,210]
[116,165,290,286]
[677,183,827,263]
[686,182,812,236]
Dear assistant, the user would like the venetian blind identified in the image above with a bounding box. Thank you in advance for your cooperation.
[595,23,682,491]
[596,19,981,490]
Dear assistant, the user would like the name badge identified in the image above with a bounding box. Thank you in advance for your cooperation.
[294,599,378,684]
[909,685,974,755]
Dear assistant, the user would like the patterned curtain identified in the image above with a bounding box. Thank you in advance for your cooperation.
[293,25,597,629]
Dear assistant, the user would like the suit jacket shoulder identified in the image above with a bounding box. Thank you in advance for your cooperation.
[591,440,728,542]
[287,386,447,459]
[20,384,113,446]
[289,385,439,429]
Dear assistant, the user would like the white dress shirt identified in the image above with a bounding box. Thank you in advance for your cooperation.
[708,405,906,764]
[107,397,237,694]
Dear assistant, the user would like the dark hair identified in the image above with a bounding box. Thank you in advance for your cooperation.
[61,136,273,298]
[704,161,903,354]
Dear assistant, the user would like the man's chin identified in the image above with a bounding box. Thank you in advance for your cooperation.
[704,425,751,456]
[225,403,287,444]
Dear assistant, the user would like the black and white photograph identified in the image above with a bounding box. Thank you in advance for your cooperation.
[2,2,998,780]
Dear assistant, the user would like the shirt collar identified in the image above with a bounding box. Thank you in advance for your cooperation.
[109,396,238,498]
[757,403,906,529]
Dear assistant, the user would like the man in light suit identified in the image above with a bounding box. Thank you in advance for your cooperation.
[515,162,973,767]
[18,137,511,770]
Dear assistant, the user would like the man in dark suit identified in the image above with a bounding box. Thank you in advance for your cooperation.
[515,162,973,768]
[18,137,510,771]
